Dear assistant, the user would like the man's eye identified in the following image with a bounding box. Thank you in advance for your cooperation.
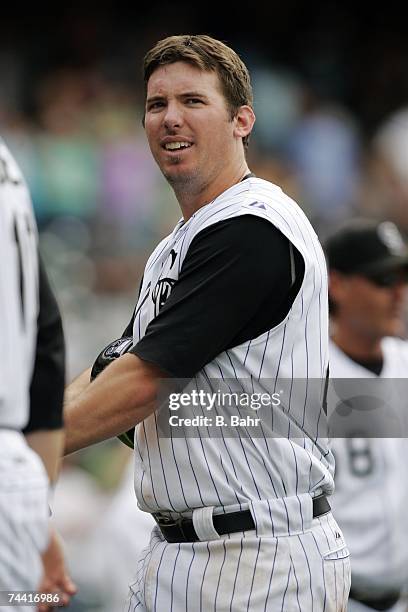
[186,98,203,105]
[148,101,165,110]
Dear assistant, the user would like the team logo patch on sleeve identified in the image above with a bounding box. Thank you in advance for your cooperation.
[103,337,134,359]
[152,278,176,312]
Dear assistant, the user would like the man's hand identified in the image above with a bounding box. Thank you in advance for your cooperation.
[37,528,77,611]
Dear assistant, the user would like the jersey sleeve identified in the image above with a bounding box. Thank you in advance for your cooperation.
[23,257,65,433]
[121,277,144,338]
[131,215,304,378]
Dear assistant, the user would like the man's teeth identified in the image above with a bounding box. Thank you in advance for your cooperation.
[164,142,192,150]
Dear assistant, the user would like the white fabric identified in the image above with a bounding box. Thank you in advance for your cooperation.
[0,140,39,430]
[330,337,408,600]
[132,176,333,514]
[0,143,47,611]
[127,510,350,611]
[0,431,49,610]
[126,176,350,609]
[192,506,220,541]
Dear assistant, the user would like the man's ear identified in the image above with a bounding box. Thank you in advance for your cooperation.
[233,105,256,140]
[329,270,349,307]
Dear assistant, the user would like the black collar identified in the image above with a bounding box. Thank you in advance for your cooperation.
[240,172,255,182]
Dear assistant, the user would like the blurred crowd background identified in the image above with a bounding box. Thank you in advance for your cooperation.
[2,5,408,610]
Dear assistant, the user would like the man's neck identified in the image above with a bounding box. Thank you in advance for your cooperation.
[174,163,251,221]
[331,325,383,361]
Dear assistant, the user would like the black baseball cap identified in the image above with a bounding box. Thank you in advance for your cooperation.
[324,219,408,282]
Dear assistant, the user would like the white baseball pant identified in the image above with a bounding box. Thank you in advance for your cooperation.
[0,431,49,612]
[126,495,351,611]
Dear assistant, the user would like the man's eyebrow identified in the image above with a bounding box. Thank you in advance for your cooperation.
[146,91,210,104]
[146,95,166,104]
[179,91,209,99]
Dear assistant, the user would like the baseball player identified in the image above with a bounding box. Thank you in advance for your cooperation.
[325,219,408,612]
[64,35,350,610]
[0,139,75,611]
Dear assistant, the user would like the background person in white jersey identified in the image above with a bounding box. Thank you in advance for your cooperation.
[0,141,76,611]
[63,35,350,610]
[325,219,408,612]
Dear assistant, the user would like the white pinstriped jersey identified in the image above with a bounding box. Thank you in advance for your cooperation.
[0,143,49,606]
[329,337,408,594]
[132,176,332,515]
[0,141,39,430]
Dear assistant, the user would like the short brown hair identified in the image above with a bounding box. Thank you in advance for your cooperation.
[143,34,253,148]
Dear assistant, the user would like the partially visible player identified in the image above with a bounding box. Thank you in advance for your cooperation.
[325,219,408,612]
[63,35,350,610]
[0,139,75,611]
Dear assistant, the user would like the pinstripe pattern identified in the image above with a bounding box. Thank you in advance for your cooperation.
[0,432,49,609]
[126,177,348,610]
[0,144,49,608]
[330,338,408,608]
[132,177,333,515]
[0,142,39,430]
[128,511,350,611]
[281,564,292,611]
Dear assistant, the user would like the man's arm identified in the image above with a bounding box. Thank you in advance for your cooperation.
[38,528,77,612]
[131,217,304,378]
[25,430,64,483]
[63,303,137,432]
[64,217,303,454]
[64,354,164,455]
[24,256,66,481]
[21,255,76,606]
[64,367,92,405]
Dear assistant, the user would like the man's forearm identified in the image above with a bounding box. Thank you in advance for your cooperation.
[64,354,162,455]
[26,429,65,483]
[64,367,92,405]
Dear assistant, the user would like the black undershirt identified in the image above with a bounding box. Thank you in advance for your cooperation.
[23,257,65,433]
[127,215,305,378]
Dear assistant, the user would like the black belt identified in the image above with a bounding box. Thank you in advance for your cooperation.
[153,495,330,543]
[349,588,401,611]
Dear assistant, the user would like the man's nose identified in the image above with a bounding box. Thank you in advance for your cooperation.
[163,101,184,130]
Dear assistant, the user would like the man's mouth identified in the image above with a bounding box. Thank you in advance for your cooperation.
[163,142,193,151]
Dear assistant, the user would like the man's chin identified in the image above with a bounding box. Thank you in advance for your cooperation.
[163,166,197,187]
[386,319,405,338]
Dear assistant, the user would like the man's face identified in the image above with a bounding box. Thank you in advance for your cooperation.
[144,61,241,190]
[331,270,408,339]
